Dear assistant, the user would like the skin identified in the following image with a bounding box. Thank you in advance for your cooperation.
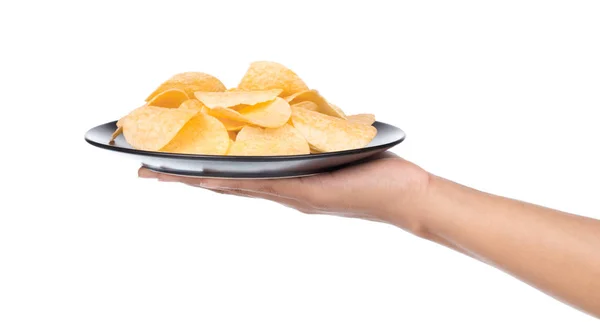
[138,153,600,318]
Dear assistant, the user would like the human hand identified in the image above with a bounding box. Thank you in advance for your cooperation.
[138,153,431,234]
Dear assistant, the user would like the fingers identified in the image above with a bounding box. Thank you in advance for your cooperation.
[138,167,325,214]
[137,167,320,202]
[138,167,162,179]
[209,187,326,215]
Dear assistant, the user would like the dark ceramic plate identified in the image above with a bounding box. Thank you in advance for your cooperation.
[85,121,406,178]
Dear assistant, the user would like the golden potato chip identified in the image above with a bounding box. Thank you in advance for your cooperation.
[209,97,291,128]
[347,113,376,125]
[111,105,148,143]
[147,88,189,108]
[122,106,198,151]
[195,89,282,109]
[146,72,226,101]
[237,61,308,97]
[285,90,346,119]
[228,124,309,156]
[179,99,209,113]
[116,105,147,128]
[291,106,377,152]
[114,62,382,157]
[161,113,229,155]
[291,101,318,111]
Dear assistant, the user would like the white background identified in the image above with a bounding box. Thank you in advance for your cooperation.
[1,0,599,324]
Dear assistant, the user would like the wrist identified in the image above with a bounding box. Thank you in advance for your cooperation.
[410,173,482,241]
[411,173,444,238]
[376,159,436,236]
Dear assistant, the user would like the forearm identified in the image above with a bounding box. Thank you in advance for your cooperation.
[408,174,600,317]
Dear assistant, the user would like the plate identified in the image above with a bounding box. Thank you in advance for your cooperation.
[85,121,406,178]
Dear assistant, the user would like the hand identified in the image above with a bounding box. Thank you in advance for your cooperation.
[139,154,600,317]
[138,153,431,234]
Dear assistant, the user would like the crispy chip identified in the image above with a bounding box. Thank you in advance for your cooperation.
[122,106,198,151]
[179,99,209,113]
[237,61,308,97]
[116,105,147,128]
[291,106,376,152]
[161,113,229,155]
[115,62,381,156]
[195,89,282,109]
[111,105,148,143]
[228,124,309,156]
[347,113,376,125]
[285,90,346,119]
[209,97,291,128]
[291,101,318,111]
[147,88,189,108]
[146,72,226,101]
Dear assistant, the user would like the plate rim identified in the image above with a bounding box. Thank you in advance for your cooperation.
[84,120,406,161]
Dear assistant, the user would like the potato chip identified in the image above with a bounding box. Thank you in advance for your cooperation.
[228,124,309,156]
[347,113,376,125]
[285,90,346,119]
[110,105,148,143]
[291,106,377,152]
[237,61,309,97]
[209,97,291,128]
[291,101,318,111]
[122,106,198,151]
[146,72,226,101]
[161,113,229,155]
[179,99,209,113]
[195,89,282,109]
[114,62,382,156]
[147,88,189,108]
[116,105,147,128]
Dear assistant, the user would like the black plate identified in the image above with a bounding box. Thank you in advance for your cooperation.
[85,121,406,178]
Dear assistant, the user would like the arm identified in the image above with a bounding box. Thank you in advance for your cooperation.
[138,154,600,317]
[418,175,600,317]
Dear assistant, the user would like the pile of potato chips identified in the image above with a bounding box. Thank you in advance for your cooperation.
[113,61,377,156]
